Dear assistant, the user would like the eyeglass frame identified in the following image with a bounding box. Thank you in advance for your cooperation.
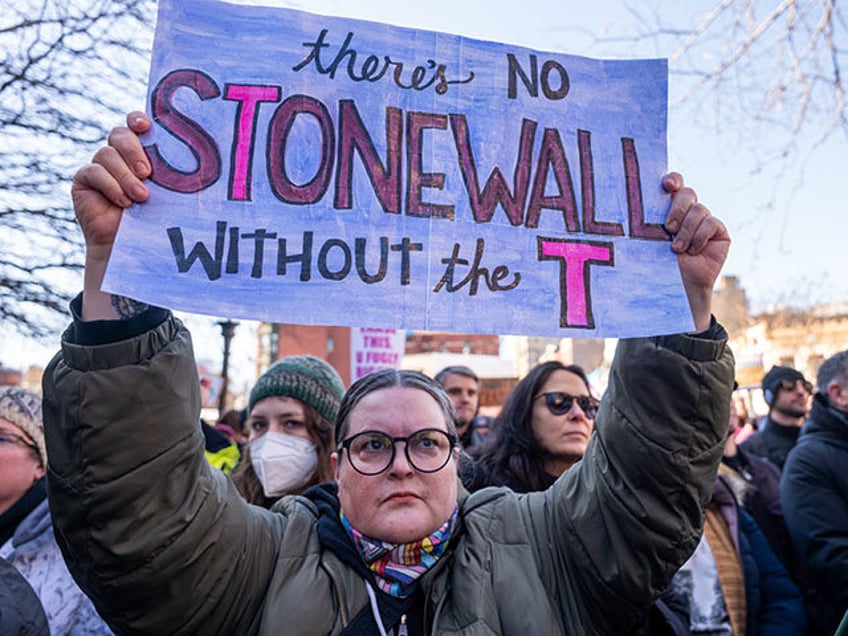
[778,378,813,394]
[0,431,38,454]
[534,391,600,419]
[337,428,459,476]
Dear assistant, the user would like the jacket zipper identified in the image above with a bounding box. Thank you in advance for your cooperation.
[398,614,408,636]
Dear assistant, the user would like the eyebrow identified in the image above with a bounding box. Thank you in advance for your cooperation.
[251,410,304,419]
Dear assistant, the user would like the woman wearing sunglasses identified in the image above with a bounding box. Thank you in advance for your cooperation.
[462,362,598,493]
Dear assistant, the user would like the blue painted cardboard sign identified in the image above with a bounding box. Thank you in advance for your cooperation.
[103,0,690,337]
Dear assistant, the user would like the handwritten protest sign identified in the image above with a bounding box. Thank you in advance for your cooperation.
[102,0,692,338]
[350,328,407,381]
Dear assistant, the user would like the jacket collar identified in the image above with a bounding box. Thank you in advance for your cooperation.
[802,393,848,443]
[0,478,46,547]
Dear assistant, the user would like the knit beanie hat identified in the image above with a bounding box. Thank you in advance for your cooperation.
[248,356,345,423]
[761,365,806,406]
[0,386,45,464]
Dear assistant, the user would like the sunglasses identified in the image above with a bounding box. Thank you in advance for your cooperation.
[779,378,813,394]
[535,392,599,419]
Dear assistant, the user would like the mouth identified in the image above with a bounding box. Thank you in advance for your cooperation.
[383,492,420,504]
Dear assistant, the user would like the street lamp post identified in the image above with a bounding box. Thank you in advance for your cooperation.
[217,319,239,416]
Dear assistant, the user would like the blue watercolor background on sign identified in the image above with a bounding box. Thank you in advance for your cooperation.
[103,0,690,338]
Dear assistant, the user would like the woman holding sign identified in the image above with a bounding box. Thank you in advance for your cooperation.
[42,112,733,635]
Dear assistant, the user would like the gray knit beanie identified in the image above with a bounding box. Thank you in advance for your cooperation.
[0,386,45,464]
[248,356,345,423]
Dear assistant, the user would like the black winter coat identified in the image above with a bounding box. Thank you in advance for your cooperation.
[781,394,848,635]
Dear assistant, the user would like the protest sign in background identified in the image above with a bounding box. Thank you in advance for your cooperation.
[102,0,691,338]
[350,328,407,382]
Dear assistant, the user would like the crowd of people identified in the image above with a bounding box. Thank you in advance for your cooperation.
[0,110,845,635]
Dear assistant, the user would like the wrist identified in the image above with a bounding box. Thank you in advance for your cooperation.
[685,288,712,333]
[82,249,118,321]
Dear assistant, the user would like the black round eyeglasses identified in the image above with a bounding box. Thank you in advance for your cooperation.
[338,428,458,476]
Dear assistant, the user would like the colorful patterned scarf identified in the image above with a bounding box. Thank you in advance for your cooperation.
[341,505,458,598]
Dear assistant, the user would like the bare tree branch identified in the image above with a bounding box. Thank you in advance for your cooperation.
[0,0,154,341]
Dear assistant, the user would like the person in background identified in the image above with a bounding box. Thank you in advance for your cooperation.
[231,356,344,508]
[199,373,241,475]
[741,365,812,470]
[434,365,487,451]
[731,392,757,445]
[461,360,596,493]
[721,394,802,578]
[0,386,112,635]
[781,350,848,635]
[661,471,806,635]
[216,408,248,446]
[202,420,241,475]
[721,391,819,634]
[42,112,734,634]
[596,390,805,636]
[639,388,808,636]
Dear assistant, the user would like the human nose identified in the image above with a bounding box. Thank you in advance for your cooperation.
[386,440,414,475]
[564,399,587,418]
[792,384,808,396]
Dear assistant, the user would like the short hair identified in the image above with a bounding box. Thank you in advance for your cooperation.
[434,365,479,386]
[335,369,456,445]
[816,350,848,397]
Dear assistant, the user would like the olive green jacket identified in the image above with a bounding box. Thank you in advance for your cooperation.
[42,314,733,635]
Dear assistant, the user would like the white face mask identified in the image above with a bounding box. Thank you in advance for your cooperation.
[250,431,318,498]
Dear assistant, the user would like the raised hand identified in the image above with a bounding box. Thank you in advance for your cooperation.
[72,112,152,320]
[662,172,731,332]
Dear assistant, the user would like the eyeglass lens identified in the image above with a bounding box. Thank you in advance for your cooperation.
[542,392,599,418]
[780,379,813,393]
[344,429,454,475]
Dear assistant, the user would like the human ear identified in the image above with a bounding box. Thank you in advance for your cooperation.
[827,382,847,410]
[331,451,340,481]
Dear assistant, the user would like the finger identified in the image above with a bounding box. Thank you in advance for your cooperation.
[671,202,710,254]
[107,125,151,179]
[662,172,684,194]
[126,111,151,134]
[72,162,133,211]
[91,145,149,204]
[663,185,698,235]
[686,214,729,255]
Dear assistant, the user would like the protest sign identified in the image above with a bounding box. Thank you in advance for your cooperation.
[350,328,407,381]
[102,0,692,337]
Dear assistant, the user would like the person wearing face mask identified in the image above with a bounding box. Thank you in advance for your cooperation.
[231,356,345,507]
[461,361,597,493]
